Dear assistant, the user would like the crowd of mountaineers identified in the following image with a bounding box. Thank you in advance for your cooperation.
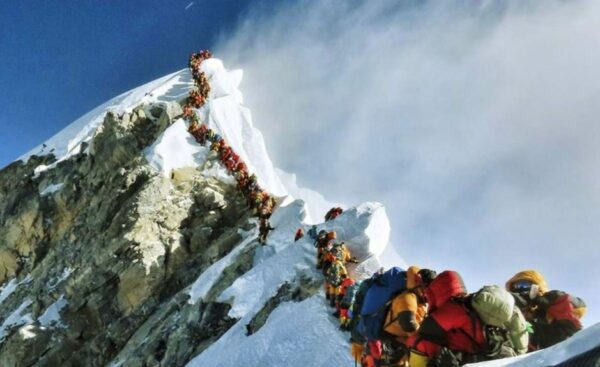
[185,50,587,366]
[307,222,587,367]
[185,50,276,245]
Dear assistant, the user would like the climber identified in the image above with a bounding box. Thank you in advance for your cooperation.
[224,158,236,172]
[249,191,264,215]
[326,245,360,317]
[319,231,340,274]
[506,270,549,320]
[307,225,318,240]
[257,217,274,245]
[325,260,349,309]
[196,71,210,97]
[409,270,486,367]
[325,207,343,221]
[211,138,225,152]
[506,270,586,350]
[236,170,249,193]
[235,161,247,175]
[329,241,355,270]
[243,174,259,196]
[183,104,195,119]
[322,237,356,305]
[189,123,208,145]
[258,192,272,218]
[381,267,436,366]
[206,129,216,143]
[220,145,233,162]
[314,230,329,269]
[347,270,384,367]
[226,153,240,173]
[188,89,205,108]
[336,276,355,325]
[294,228,305,241]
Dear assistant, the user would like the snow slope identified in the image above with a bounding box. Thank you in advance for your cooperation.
[185,199,358,367]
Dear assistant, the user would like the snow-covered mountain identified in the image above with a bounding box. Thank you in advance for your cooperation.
[0,57,597,366]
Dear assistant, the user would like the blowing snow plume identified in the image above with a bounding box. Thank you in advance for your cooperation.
[216,0,600,324]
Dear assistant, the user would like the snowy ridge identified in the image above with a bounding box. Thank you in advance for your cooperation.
[144,58,288,197]
[20,70,192,165]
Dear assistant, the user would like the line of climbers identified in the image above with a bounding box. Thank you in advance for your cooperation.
[184,50,277,244]
[304,226,586,366]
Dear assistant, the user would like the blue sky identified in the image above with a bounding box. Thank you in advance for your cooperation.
[0,0,261,167]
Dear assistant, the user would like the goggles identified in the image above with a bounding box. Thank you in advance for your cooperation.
[511,280,534,292]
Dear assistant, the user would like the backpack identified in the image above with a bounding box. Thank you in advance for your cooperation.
[471,285,514,327]
[325,261,347,287]
[470,285,528,357]
[357,267,407,340]
[383,291,426,338]
[349,278,376,343]
[340,282,360,309]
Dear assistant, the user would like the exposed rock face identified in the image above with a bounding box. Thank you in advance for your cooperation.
[0,103,272,366]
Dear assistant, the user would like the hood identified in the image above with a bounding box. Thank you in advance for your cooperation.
[506,269,549,294]
[425,270,466,311]
[407,266,421,289]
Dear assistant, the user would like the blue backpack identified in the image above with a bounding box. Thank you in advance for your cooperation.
[357,267,407,340]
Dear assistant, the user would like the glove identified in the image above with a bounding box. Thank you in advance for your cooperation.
[431,347,461,367]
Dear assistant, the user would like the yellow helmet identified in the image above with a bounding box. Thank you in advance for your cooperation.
[506,269,549,294]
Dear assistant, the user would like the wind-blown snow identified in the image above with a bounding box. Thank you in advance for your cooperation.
[275,168,338,224]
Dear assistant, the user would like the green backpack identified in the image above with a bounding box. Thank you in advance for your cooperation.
[471,285,529,358]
